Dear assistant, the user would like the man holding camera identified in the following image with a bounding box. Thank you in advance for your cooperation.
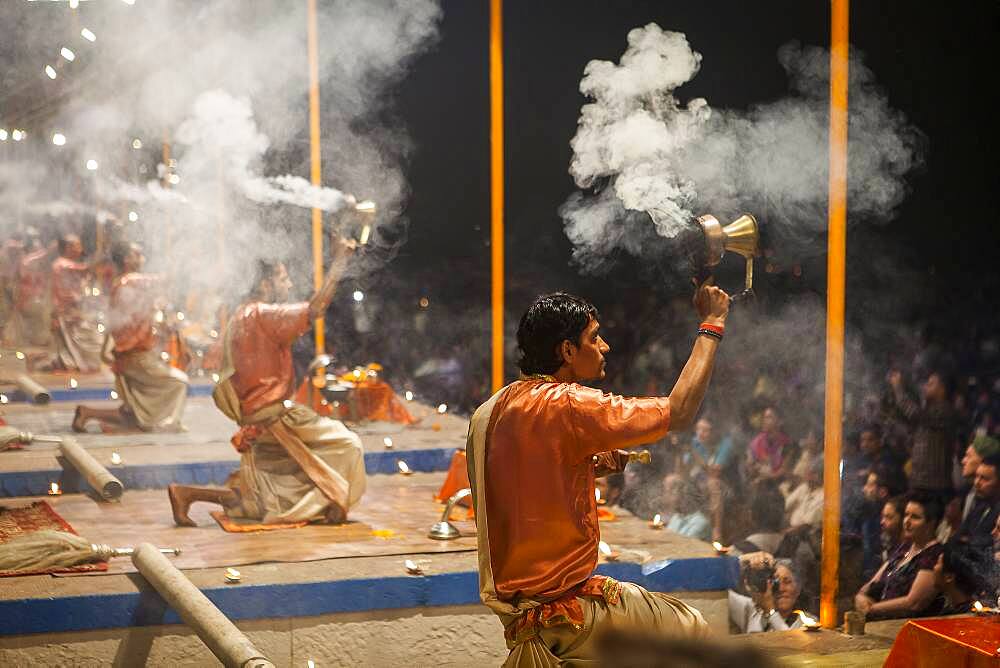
[728,552,807,633]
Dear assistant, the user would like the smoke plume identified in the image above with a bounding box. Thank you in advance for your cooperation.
[562,23,925,274]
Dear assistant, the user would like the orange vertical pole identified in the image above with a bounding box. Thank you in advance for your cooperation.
[307,0,325,356]
[821,0,850,629]
[489,0,505,393]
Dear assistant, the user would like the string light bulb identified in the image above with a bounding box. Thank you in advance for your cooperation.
[52,133,66,146]
[0,129,8,141]
[60,47,75,62]
[45,65,57,80]
[128,211,138,222]
[131,138,142,149]
[81,28,97,42]
[86,159,98,171]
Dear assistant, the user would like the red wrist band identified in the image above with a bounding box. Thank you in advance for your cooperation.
[699,322,725,336]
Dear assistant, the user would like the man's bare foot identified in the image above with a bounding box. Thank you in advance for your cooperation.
[324,503,347,525]
[71,406,87,433]
[168,484,198,527]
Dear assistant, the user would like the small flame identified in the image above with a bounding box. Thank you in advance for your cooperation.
[176,312,185,321]
[595,488,601,502]
[795,610,819,627]
[110,452,122,465]
[97,323,106,333]
[383,437,394,448]
[973,601,984,612]
[110,390,118,400]
[653,513,662,525]
[160,352,170,362]
[437,403,448,414]
[92,287,100,297]
[154,310,164,323]
[210,330,219,338]
[128,211,139,222]
[307,661,316,668]
[15,351,25,360]
[282,399,294,409]
[225,567,241,581]
[48,482,61,495]
[69,378,78,389]
[404,390,414,401]
[359,224,371,246]
[712,541,723,551]
[211,373,221,383]
[397,461,412,474]
[404,559,422,574]
[355,200,377,213]
[598,541,613,557]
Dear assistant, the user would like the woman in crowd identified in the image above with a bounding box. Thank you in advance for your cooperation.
[854,492,944,620]
[729,553,809,633]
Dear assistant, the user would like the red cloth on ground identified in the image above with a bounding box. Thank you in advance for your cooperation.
[884,616,1000,668]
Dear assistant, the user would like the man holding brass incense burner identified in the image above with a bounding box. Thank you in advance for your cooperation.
[467,281,729,665]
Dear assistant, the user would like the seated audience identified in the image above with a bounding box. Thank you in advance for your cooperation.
[933,542,988,615]
[785,457,824,528]
[747,406,795,485]
[661,473,712,541]
[952,453,1000,555]
[854,492,945,620]
[734,481,786,555]
[958,435,1000,521]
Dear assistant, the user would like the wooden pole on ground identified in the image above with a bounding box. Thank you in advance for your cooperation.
[307,0,325,358]
[821,0,850,629]
[489,0,505,393]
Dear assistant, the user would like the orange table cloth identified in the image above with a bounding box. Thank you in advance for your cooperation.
[884,616,1000,668]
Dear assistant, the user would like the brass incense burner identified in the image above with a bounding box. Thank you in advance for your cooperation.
[648,211,761,302]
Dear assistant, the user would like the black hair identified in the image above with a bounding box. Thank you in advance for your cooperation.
[516,292,599,375]
[110,240,137,271]
[903,490,945,527]
[980,452,1000,472]
[750,480,785,532]
[882,495,906,518]
[859,423,883,439]
[57,233,76,254]
[249,260,284,298]
[940,542,987,597]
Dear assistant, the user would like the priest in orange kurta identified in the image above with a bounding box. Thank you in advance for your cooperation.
[49,234,102,373]
[468,286,730,666]
[168,239,366,527]
[72,242,188,433]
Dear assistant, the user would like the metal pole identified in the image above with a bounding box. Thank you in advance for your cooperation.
[821,0,850,629]
[307,0,325,358]
[131,544,274,668]
[489,0,505,393]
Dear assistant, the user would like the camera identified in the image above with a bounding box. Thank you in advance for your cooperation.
[744,561,778,596]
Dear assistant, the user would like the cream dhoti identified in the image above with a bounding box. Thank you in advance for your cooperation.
[113,349,188,431]
[53,316,103,372]
[225,403,366,524]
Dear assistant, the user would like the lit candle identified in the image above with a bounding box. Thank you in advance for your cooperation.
[397,461,412,475]
[110,452,122,465]
[48,482,62,495]
[69,378,78,389]
[712,541,731,555]
[404,559,423,575]
[795,610,821,631]
[110,390,118,400]
[437,403,448,414]
[383,437,394,449]
[404,391,414,401]
[598,540,618,560]
[650,513,664,529]
[224,567,241,583]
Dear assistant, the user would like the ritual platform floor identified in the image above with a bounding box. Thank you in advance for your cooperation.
[0,396,470,496]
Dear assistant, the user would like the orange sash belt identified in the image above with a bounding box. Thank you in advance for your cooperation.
[505,575,622,645]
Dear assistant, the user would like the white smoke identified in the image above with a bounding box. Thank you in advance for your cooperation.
[0,0,441,301]
[563,23,925,272]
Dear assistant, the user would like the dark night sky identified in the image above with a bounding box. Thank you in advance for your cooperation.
[385,0,999,330]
